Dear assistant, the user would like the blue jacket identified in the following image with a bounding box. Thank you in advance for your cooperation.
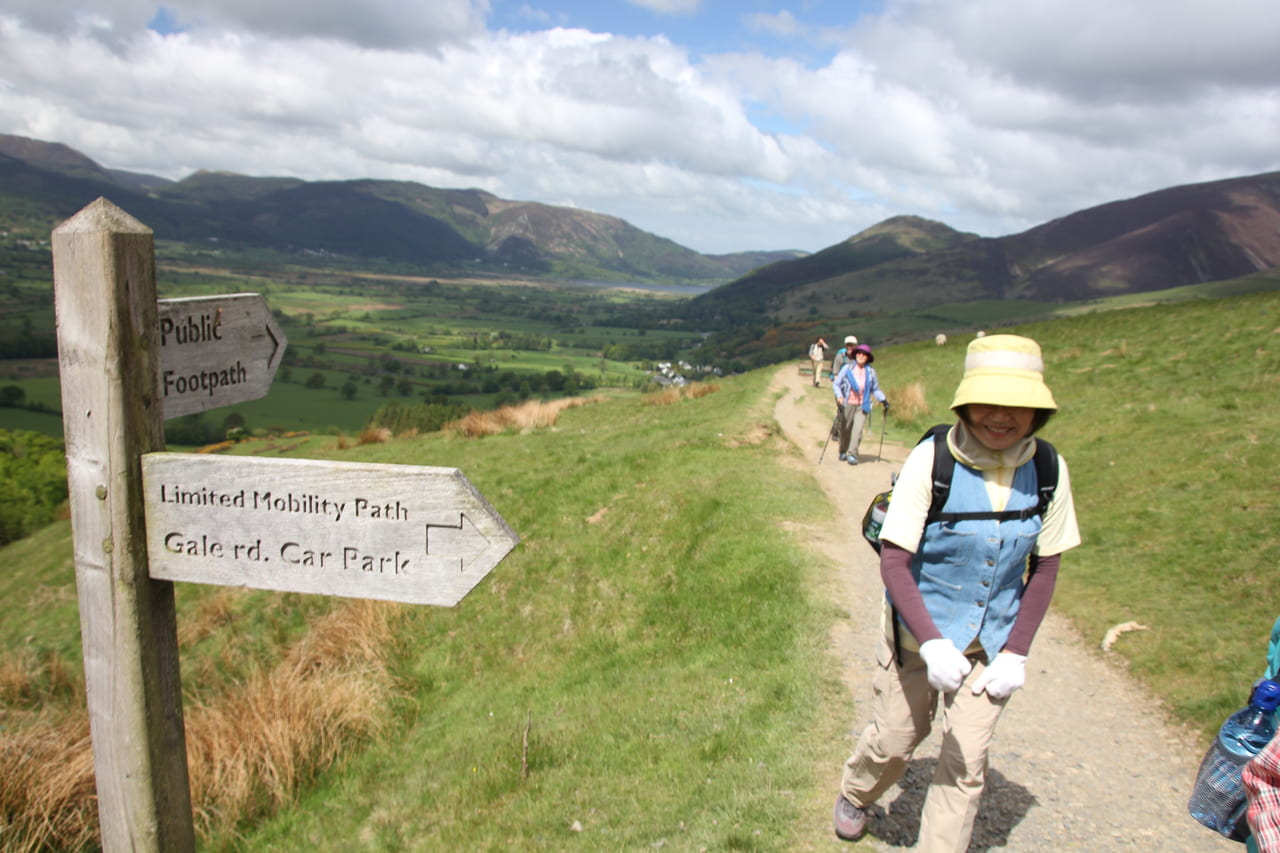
[897,442,1043,660]
[832,363,886,414]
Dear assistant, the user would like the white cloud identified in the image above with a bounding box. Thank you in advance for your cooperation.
[743,10,804,38]
[625,0,702,15]
[4,0,490,49]
[1,0,1278,254]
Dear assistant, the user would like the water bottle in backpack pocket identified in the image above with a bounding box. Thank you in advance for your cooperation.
[1188,678,1280,840]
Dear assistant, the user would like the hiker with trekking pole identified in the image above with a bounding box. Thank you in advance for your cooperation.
[832,334,1081,851]
[831,343,887,465]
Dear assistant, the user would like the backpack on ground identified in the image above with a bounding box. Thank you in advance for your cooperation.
[861,423,1059,553]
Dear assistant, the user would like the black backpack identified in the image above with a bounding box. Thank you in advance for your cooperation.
[862,423,1059,553]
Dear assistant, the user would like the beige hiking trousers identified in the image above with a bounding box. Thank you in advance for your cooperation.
[811,358,825,385]
[840,630,1009,853]
[838,405,868,457]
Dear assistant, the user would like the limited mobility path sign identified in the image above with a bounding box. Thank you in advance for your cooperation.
[142,453,519,606]
[157,293,286,419]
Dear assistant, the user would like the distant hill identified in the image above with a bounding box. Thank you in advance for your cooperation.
[686,215,976,322]
[704,172,1280,321]
[0,133,802,284]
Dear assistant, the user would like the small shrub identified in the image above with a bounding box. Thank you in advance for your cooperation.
[357,426,392,445]
[643,383,719,406]
[642,388,682,406]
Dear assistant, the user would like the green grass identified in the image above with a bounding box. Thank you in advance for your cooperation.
[208,370,835,851]
[0,406,64,436]
[4,288,1279,848]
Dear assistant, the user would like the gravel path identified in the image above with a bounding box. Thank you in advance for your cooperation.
[770,369,1234,852]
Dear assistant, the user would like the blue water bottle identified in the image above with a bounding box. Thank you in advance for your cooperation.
[1188,678,1280,839]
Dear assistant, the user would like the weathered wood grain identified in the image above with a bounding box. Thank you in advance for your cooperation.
[52,197,196,852]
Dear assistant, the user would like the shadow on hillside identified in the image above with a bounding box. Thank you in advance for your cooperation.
[863,758,1037,851]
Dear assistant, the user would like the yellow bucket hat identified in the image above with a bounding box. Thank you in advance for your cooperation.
[950,334,1057,411]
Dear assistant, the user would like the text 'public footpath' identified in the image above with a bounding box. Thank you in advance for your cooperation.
[158,310,248,399]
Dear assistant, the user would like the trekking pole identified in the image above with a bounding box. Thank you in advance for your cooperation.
[876,405,887,462]
[818,408,841,463]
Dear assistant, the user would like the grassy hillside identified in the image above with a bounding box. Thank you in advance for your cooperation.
[2,375,842,850]
[2,290,1278,849]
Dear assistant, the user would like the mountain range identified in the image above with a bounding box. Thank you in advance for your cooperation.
[0,133,800,284]
[3,133,1279,316]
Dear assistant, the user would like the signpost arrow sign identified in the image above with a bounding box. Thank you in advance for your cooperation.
[157,293,286,420]
[141,453,519,606]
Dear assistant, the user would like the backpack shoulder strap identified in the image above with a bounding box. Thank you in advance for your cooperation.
[1031,437,1059,516]
[922,424,953,523]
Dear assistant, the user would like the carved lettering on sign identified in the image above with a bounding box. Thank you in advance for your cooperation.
[142,454,519,607]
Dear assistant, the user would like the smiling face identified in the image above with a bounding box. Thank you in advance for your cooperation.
[854,351,869,366]
[962,404,1036,451]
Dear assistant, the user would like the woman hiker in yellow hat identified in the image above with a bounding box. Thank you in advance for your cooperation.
[832,334,1081,851]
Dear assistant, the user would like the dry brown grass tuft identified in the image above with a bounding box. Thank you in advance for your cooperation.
[443,396,598,437]
[0,600,404,849]
[0,650,37,706]
[684,382,719,399]
[0,711,98,853]
[887,381,930,422]
[357,426,393,445]
[185,599,400,838]
[197,440,235,454]
[642,387,682,407]
[0,648,81,709]
[643,383,719,406]
[177,588,240,648]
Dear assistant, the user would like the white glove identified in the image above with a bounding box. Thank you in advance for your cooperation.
[918,639,973,693]
[970,652,1028,698]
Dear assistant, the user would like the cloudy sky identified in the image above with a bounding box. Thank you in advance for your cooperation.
[2,0,1277,255]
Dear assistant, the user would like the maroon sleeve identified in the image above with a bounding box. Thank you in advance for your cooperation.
[880,542,942,644]
[1003,552,1060,656]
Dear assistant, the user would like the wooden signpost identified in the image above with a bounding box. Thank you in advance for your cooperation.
[53,198,196,852]
[157,293,286,418]
[51,198,519,852]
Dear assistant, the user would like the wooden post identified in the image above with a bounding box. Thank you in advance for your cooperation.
[52,198,196,851]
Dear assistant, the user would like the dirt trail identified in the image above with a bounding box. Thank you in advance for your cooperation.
[768,367,1233,851]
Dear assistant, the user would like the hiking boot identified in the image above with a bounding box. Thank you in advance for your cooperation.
[838,453,847,462]
[846,454,858,465]
[833,795,867,841]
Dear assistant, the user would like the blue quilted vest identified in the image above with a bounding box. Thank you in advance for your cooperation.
[897,447,1043,660]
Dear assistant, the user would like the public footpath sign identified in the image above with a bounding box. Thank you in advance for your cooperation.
[157,293,286,419]
[142,453,520,606]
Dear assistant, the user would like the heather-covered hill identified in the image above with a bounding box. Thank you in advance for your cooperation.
[743,172,1280,321]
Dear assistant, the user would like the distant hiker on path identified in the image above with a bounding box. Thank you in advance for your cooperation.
[831,343,886,465]
[809,337,829,386]
[831,335,859,379]
[832,334,1081,851]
